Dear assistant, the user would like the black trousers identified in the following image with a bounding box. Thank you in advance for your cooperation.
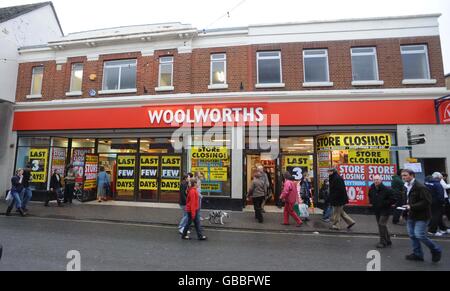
[376,214,391,246]
[444,200,450,220]
[429,204,448,233]
[64,183,74,203]
[253,196,264,223]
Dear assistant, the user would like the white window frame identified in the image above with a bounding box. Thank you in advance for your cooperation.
[351,47,383,86]
[303,49,333,87]
[400,44,435,84]
[100,59,137,94]
[256,51,284,88]
[67,63,84,96]
[28,66,44,98]
[156,56,174,91]
[209,53,228,90]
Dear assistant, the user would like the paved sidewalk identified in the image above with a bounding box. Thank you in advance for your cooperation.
[2,201,449,238]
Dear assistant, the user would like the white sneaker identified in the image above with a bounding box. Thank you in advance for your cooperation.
[179,229,191,235]
[434,232,444,237]
[446,229,450,234]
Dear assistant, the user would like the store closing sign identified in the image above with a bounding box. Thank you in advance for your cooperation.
[29,149,48,183]
[338,164,368,206]
[161,156,181,191]
[191,146,229,160]
[317,134,392,150]
[367,164,397,186]
[348,150,390,164]
[116,156,136,191]
[139,156,159,191]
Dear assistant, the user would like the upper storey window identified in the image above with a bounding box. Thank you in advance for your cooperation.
[29,66,44,98]
[256,51,284,88]
[101,59,137,93]
[401,45,436,85]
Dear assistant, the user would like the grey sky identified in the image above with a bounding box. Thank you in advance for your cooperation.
[2,0,450,74]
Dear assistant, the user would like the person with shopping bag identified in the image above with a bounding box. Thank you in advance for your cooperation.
[5,169,26,217]
[280,172,303,227]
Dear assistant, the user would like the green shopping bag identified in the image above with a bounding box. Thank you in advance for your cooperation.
[294,203,301,217]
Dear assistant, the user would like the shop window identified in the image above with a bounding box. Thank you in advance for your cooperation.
[188,135,232,198]
[98,139,138,153]
[69,63,84,92]
[210,53,227,85]
[140,138,176,154]
[316,133,397,207]
[401,45,431,80]
[70,139,96,186]
[102,59,137,91]
[257,51,282,84]
[303,49,330,83]
[351,47,379,81]
[280,137,315,187]
[52,137,69,147]
[15,137,51,191]
[280,137,314,154]
[18,137,50,147]
[30,66,44,96]
[158,56,174,87]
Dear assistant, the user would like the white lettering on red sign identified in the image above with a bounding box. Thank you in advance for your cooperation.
[148,107,265,125]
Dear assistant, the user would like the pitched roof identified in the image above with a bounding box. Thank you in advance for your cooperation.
[0,2,63,35]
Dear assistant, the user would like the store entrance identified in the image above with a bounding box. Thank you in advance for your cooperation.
[245,153,277,205]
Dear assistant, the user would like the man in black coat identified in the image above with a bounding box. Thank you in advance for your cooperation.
[369,175,395,248]
[328,168,355,231]
[401,169,442,263]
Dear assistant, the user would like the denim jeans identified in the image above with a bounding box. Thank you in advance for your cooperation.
[21,187,33,209]
[10,191,23,209]
[182,211,204,238]
[178,205,189,232]
[323,205,332,220]
[407,219,442,258]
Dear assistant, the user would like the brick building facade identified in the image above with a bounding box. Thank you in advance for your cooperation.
[11,14,450,210]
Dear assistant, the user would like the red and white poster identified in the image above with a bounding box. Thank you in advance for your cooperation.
[366,164,397,187]
[337,164,397,206]
[72,148,91,184]
[337,165,368,206]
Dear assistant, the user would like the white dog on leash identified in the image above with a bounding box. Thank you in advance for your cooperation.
[207,211,230,225]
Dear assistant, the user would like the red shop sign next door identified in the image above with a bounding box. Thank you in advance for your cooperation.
[438,100,450,124]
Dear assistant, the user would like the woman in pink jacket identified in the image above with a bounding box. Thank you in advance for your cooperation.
[280,172,303,227]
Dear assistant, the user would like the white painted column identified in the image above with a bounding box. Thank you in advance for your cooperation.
[231,127,244,200]
[0,103,16,197]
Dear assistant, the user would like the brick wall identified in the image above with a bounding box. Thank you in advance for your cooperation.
[15,36,446,102]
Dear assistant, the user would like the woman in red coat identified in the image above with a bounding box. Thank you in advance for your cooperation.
[181,179,207,240]
[280,172,303,227]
